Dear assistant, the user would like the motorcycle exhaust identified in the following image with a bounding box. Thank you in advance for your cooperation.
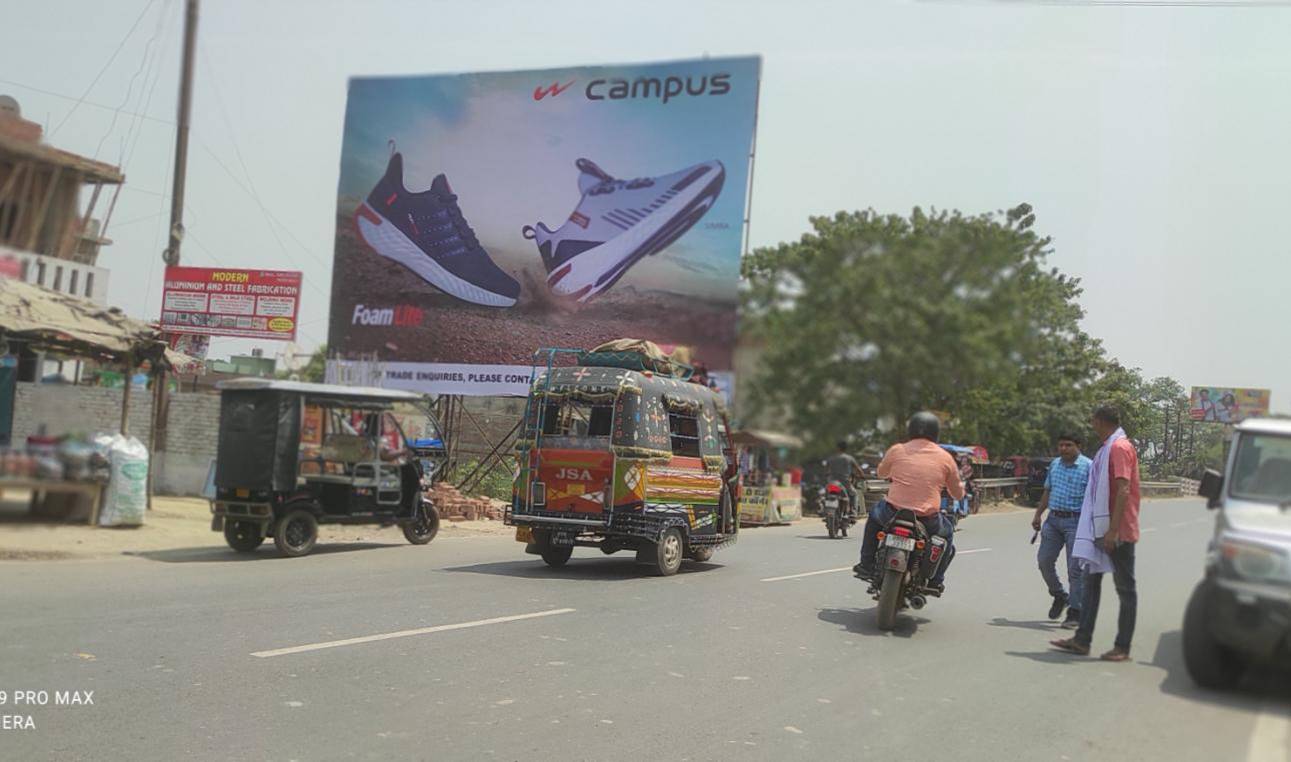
[908,594,927,610]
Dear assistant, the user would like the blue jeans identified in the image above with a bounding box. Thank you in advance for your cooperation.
[1075,541,1137,651]
[1038,513,1083,610]
[859,500,955,585]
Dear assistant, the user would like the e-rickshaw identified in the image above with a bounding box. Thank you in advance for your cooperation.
[210,378,445,557]
[507,353,739,576]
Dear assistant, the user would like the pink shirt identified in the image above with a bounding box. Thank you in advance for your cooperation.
[878,440,964,516]
[1108,438,1141,542]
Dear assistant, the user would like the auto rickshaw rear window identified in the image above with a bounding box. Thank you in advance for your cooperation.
[538,399,614,443]
[668,410,701,457]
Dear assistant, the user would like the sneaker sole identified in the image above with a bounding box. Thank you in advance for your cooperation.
[355,204,517,308]
[546,165,724,302]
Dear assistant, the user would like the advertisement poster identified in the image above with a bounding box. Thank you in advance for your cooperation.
[328,57,760,395]
[160,266,302,341]
[1189,386,1271,424]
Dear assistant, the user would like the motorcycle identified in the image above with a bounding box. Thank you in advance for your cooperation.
[821,481,857,539]
[869,507,950,630]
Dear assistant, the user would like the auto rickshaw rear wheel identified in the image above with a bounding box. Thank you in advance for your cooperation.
[541,545,573,567]
[223,520,264,553]
[687,546,714,563]
[274,508,319,558]
[402,502,441,545]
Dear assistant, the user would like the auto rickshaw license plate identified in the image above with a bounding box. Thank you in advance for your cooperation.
[515,526,533,544]
[235,488,250,498]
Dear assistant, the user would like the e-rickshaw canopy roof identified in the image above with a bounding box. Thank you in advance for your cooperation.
[215,377,426,403]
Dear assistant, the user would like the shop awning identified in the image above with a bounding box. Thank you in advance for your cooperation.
[0,276,167,364]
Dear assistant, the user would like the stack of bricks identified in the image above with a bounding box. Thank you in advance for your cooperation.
[428,483,505,522]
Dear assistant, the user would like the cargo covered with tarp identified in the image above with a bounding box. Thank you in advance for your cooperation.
[577,338,692,380]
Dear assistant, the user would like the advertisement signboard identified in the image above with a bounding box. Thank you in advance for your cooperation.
[327,57,760,396]
[1189,386,1271,423]
[161,266,301,341]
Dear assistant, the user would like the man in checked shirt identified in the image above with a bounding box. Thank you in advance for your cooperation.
[1031,433,1093,629]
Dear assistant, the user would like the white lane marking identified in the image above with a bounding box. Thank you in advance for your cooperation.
[1248,705,1291,762]
[760,549,993,582]
[761,567,853,582]
[1143,527,1159,533]
[251,608,576,658]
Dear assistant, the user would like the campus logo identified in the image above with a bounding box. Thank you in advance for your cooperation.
[533,74,734,105]
[585,73,731,104]
[351,304,424,327]
[533,80,576,100]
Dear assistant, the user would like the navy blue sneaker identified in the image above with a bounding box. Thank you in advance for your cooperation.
[355,152,519,307]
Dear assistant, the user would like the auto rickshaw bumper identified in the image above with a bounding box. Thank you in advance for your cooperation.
[210,500,274,531]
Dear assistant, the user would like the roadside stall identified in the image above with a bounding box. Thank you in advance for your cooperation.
[732,429,804,526]
[0,276,171,525]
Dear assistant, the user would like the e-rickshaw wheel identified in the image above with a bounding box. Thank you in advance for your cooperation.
[642,527,684,576]
[274,508,319,558]
[687,546,714,563]
[402,502,441,545]
[541,545,573,567]
[223,520,265,553]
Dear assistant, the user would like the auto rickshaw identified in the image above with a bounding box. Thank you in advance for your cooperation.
[210,378,445,557]
[507,347,739,576]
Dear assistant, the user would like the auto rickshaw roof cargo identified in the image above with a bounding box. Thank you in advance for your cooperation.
[577,338,693,380]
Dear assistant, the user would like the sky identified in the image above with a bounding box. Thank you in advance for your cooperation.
[2,0,1289,408]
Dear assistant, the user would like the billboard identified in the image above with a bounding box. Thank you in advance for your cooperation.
[1189,386,1271,423]
[161,266,302,341]
[328,57,760,395]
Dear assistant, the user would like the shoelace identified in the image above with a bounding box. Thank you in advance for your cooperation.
[433,192,480,251]
[590,177,654,195]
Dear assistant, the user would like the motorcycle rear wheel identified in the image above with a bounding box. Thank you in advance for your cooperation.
[877,568,903,631]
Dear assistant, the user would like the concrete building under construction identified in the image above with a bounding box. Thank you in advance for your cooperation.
[0,94,123,305]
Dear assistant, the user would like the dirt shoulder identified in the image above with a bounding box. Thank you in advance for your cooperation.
[0,493,514,562]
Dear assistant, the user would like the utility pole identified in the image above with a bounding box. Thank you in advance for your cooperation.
[151,0,198,510]
[162,0,199,266]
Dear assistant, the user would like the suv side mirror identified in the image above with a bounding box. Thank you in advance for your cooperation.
[1198,469,1224,509]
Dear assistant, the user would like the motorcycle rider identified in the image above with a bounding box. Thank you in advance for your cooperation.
[824,440,865,519]
[853,412,964,591]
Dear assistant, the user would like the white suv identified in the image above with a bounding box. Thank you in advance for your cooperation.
[1186,417,1291,689]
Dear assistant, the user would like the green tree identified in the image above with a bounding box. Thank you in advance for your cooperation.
[742,204,1155,457]
[279,344,327,383]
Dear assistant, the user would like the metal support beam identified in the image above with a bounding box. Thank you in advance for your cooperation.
[25,165,63,253]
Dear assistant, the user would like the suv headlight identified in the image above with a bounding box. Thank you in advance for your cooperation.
[1220,536,1291,584]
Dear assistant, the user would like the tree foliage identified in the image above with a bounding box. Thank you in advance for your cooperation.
[741,204,1213,471]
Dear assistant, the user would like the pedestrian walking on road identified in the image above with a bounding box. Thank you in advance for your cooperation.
[1051,404,1141,662]
[1032,433,1092,629]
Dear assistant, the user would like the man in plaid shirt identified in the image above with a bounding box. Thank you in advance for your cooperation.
[1032,434,1093,629]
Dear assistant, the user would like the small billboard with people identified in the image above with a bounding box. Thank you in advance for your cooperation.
[1189,386,1270,423]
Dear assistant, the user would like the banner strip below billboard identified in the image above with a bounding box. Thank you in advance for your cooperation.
[329,360,538,397]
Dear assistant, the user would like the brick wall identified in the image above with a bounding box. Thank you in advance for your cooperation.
[11,382,221,495]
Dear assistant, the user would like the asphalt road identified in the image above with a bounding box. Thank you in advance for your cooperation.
[2,497,1289,761]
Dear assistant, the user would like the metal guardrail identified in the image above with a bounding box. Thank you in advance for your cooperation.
[862,477,1027,493]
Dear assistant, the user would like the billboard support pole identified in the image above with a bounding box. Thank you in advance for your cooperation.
[457,418,522,496]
